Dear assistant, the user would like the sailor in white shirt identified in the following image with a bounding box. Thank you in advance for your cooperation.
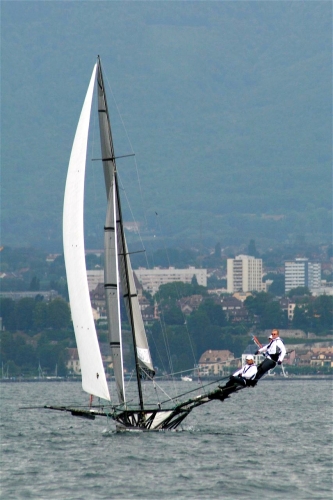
[225,354,257,388]
[255,329,286,380]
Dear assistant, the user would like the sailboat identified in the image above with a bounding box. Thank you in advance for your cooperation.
[44,57,250,430]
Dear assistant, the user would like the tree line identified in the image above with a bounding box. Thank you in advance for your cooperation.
[0,297,72,378]
[147,283,333,374]
[0,297,70,332]
[1,281,332,377]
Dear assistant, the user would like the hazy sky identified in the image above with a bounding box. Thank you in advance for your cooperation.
[1,1,332,250]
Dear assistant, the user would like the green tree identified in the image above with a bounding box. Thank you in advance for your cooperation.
[248,239,259,257]
[47,298,71,329]
[162,304,184,325]
[292,305,309,330]
[29,276,40,291]
[0,331,37,372]
[0,331,16,362]
[48,254,66,278]
[214,242,221,259]
[187,308,210,356]
[312,295,333,330]
[191,275,198,286]
[148,322,195,373]
[16,298,35,331]
[37,343,66,374]
[15,342,37,368]
[219,333,248,358]
[199,300,227,327]
[244,292,272,317]
[33,301,48,330]
[143,290,154,306]
[5,360,20,377]
[167,325,195,372]
[288,287,311,298]
[264,273,285,296]
[259,301,285,329]
[56,349,68,376]
[50,277,69,300]
[0,298,17,330]
[157,281,207,301]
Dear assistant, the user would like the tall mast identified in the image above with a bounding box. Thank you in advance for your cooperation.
[96,57,145,412]
[113,173,145,412]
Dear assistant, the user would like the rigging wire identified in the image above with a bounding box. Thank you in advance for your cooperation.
[159,374,231,406]
[143,371,179,404]
[152,212,204,389]
[97,67,205,406]
[116,168,178,394]
[102,71,178,390]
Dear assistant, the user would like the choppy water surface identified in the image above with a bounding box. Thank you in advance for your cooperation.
[1,379,332,499]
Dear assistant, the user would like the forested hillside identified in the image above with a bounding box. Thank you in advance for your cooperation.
[1,2,331,251]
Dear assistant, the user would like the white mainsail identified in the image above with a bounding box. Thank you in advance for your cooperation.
[104,180,125,403]
[63,64,110,401]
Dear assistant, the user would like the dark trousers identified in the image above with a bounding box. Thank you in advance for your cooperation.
[256,358,276,380]
[225,375,247,388]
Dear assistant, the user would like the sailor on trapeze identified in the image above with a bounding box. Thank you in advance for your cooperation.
[211,329,287,402]
[255,329,286,380]
[224,354,258,388]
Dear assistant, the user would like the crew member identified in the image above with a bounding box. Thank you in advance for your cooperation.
[225,354,257,388]
[255,329,286,380]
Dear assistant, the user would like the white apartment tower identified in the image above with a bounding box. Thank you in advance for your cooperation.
[285,258,321,293]
[227,255,263,293]
[134,267,207,295]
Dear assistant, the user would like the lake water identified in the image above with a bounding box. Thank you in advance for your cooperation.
[1,379,332,499]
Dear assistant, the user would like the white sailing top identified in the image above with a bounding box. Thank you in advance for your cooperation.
[63,64,110,401]
[233,363,257,380]
[258,337,286,363]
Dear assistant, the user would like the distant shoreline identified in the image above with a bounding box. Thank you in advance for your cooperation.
[1,375,332,383]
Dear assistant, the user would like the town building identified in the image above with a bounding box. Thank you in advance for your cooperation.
[134,267,207,295]
[242,342,265,362]
[90,282,105,310]
[233,291,252,302]
[227,255,263,293]
[89,272,153,323]
[215,296,250,322]
[66,348,81,375]
[87,269,104,291]
[177,295,204,315]
[309,347,333,368]
[66,344,114,376]
[279,298,296,321]
[284,258,321,293]
[197,349,236,377]
[0,290,59,301]
[295,346,333,368]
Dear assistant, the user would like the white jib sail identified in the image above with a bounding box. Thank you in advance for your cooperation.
[121,245,154,373]
[63,64,110,401]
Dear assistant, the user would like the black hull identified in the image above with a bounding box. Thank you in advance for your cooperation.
[40,381,251,431]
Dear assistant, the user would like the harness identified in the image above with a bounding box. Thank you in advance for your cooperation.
[242,364,256,380]
[265,339,282,362]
